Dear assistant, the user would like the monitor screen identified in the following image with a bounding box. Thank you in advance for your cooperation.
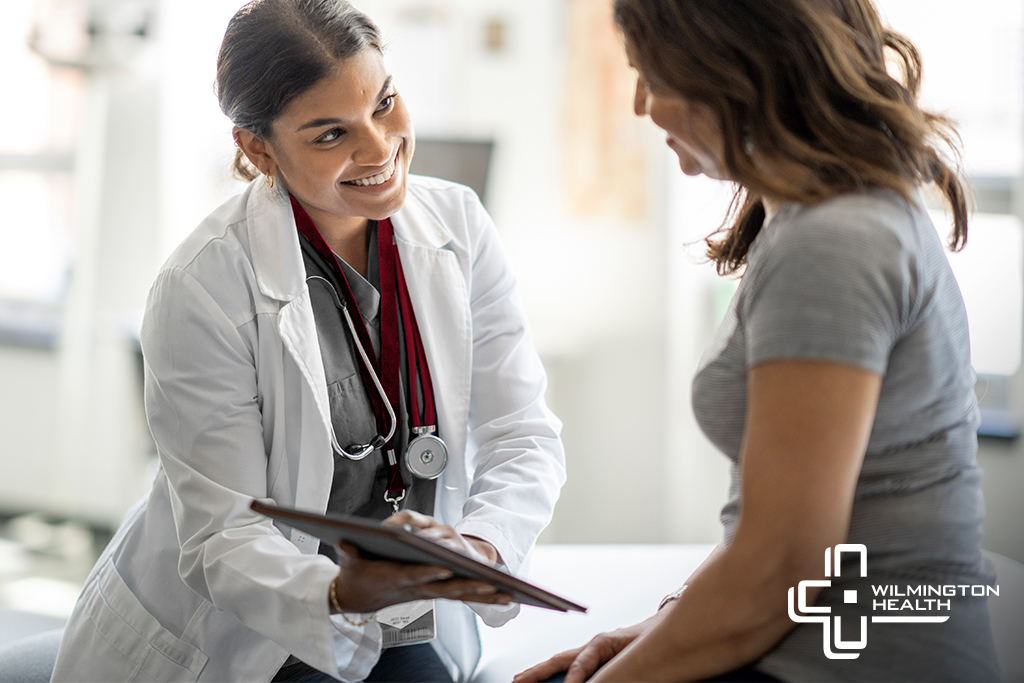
[408,138,494,208]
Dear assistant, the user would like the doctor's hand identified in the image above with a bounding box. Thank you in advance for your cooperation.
[386,510,503,566]
[513,613,665,683]
[328,512,513,614]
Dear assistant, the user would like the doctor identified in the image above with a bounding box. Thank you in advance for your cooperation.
[50,1,565,681]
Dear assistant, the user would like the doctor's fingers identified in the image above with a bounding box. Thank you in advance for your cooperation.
[413,525,480,557]
[333,543,455,584]
[410,578,514,606]
[414,523,462,543]
[344,556,456,588]
[335,541,362,563]
[383,511,464,546]
[382,513,478,560]
[332,564,456,612]
[334,554,454,592]
[384,510,437,529]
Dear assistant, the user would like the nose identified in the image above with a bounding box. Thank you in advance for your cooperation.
[633,77,648,117]
[354,122,393,167]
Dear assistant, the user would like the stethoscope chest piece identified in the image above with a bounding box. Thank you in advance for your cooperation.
[405,432,448,480]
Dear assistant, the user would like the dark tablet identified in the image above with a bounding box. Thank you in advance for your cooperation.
[250,500,587,613]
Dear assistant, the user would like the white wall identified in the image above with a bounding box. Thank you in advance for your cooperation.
[152,0,703,543]
[0,347,61,513]
[0,0,1021,560]
[0,66,160,525]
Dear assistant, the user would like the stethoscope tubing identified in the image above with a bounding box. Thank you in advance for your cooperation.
[306,275,397,460]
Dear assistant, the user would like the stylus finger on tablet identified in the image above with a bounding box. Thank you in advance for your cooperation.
[384,510,434,529]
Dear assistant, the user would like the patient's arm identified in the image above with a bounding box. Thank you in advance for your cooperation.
[517,359,880,682]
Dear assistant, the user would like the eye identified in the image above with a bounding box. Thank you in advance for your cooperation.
[376,93,396,113]
[316,127,344,144]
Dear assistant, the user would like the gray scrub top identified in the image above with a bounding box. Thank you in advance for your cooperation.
[283,232,439,683]
[692,190,999,682]
[300,225,437,525]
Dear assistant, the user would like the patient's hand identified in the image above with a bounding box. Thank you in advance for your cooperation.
[513,614,664,683]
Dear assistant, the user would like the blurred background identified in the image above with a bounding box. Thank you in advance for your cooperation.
[0,0,1021,644]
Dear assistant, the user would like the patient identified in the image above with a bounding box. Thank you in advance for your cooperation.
[517,0,1000,681]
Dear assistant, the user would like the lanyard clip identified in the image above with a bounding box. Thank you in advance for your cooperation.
[385,489,406,514]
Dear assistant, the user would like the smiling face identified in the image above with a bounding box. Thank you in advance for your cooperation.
[239,49,414,237]
[631,73,728,181]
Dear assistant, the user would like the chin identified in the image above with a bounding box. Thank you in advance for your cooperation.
[370,187,408,221]
[678,162,704,177]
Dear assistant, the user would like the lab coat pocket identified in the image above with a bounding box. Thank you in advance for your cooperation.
[77,561,208,682]
[327,373,377,445]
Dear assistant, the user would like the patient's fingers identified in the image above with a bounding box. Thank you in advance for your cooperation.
[515,628,636,683]
[513,648,582,683]
[564,640,614,683]
[571,630,639,682]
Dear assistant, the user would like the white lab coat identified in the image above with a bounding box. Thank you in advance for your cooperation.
[51,176,566,683]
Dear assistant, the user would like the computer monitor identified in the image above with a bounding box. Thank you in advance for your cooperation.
[408,138,495,208]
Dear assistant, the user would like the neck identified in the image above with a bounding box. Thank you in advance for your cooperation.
[303,204,373,279]
[762,197,782,226]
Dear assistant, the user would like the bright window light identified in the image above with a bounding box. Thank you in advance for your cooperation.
[877,0,1024,177]
[932,211,1024,376]
[0,4,82,304]
[0,172,70,302]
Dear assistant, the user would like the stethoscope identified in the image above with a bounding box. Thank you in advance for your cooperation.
[306,274,447,480]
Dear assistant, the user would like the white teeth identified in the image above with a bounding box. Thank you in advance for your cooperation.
[348,163,395,187]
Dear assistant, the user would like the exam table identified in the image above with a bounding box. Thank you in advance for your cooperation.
[0,545,1021,682]
[476,545,1024,682]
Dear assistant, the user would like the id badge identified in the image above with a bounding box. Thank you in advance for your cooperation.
[377,599,436,648]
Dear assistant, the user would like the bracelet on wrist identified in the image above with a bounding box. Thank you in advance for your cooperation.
[330,578,374,627]
[658,585,687,611]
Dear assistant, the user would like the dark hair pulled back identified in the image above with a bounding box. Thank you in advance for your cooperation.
[614,0,969,274]
[216,0,383,181]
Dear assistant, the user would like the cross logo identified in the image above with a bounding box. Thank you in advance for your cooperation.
[787,544,950,660]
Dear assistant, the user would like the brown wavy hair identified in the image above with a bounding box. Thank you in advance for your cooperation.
[613,0,968,274]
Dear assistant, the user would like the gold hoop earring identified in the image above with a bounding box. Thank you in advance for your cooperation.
[266,174,275,189]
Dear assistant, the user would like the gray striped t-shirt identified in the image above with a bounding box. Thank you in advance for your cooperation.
[692,190,1000,681]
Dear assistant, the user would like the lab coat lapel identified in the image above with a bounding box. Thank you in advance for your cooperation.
[391,200,472,495]
[246,181,335,508]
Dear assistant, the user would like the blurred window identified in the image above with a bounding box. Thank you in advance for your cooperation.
[878,0,1023,178]
[880,0,1024,377]
[0,3,84,304]
[933,212,1024,377]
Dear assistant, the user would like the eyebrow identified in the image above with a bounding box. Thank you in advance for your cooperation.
[295,76,394,132]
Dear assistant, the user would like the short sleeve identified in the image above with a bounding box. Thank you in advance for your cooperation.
[741,205,917,374]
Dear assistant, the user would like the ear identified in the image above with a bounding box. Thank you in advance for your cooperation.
[233,126,278,177]
[632,76,648,118]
